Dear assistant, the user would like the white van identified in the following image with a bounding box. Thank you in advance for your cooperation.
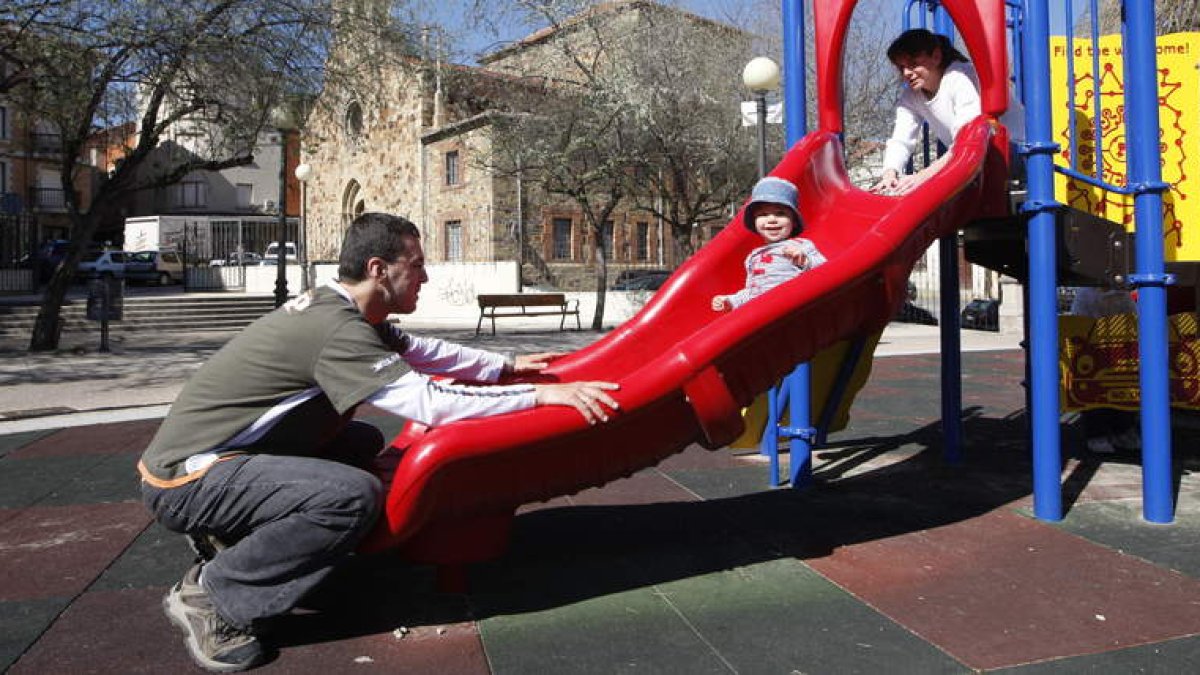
[263,242,298,262]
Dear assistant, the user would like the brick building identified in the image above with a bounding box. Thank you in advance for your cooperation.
[302,0,749,290]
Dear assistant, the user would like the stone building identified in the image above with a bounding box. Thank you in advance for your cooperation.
[302,0,751,290]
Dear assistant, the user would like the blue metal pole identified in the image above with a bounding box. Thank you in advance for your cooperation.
[1122,0,1174,523]
[932,6,964,464]
[782,0,812,488]
[783,0,806,140]
[1021,0,1063,521]
[765,385,782,487]
[1089,1,1105,181]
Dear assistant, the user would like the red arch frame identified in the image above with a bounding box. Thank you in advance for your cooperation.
[813,0,1011,134]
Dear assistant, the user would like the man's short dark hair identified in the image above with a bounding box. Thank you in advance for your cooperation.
[338,212,421,281]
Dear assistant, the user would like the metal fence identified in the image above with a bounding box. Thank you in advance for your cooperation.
[0,213,38,293]
[896,240,1005,332]
[182,217,298,291]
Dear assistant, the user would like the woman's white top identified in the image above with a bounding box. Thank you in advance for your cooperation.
[882,61,1025,174]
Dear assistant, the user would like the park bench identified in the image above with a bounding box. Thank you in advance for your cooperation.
[476,293,581,335]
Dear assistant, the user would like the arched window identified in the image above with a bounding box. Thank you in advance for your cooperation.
[342,180,364,227]
[344,101,364,143]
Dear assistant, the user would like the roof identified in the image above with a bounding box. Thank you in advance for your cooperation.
[477,0,744,66]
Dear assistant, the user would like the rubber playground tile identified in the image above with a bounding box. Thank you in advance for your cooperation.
[1042,498,1200,578]
[655,444,752,471]
[8,587,194,674]
[0,502,149,602]
[7,419,158,458]
[0,430,54,458]
[565,468,700,507]
[652,557,968,674]
[993,634,1200,673]
[802,507,1200,670]
[0,452,141,509]
[470,489,789,619]
[477,583,739,675]
[0,597,71,672]
[659,464,777,501]
[264,559,486,673]
[92,520,196,592]
[260,623,489,675]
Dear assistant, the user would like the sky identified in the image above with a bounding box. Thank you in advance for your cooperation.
[419,1,1088,67]
[415,0,775,65]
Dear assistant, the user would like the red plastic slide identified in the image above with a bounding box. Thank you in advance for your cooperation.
[361,0,1018,580]
[360,116,1009,568]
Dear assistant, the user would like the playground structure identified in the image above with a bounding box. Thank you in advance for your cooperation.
[359,0,1188,582]
[769,0,1188,526]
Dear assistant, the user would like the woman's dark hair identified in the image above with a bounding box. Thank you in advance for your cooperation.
[338,212,420,281]
[886,29,968,69]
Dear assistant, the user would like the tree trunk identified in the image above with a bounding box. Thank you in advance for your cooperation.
[592,240,607,331]
[672,223,696,261]
[29,267,72,351]
[30,211,98,351]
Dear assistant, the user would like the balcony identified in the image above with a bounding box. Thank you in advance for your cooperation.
[29,187,71,212]
[30,132,63,155]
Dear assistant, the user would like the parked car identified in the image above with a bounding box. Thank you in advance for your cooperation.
[76,250,129,280]
[35,239,71,281]
[126,250,184,285]
[263,242,298,262]
[611,269,671,291]
[961,298,1000,331]
[210,251,263,267]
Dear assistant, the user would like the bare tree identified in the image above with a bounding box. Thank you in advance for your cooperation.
[1098,0,1199,33]
[478,0,769,327]
[1,0,419,351]
[612,6,757,260]
[480,0,643,330]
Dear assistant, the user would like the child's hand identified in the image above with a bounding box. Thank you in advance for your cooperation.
[781,245,807,267]
[711,295,730,312]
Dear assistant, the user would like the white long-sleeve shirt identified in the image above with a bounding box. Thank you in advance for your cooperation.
[882,61,1025,174]
[365,330,537,427]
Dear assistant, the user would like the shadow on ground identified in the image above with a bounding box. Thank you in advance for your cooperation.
[265,409,1056,648]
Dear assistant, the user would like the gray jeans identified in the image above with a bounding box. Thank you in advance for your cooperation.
[142,421,384,628]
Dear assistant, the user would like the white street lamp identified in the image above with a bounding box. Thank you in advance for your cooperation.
[294,163,312,292]
[742,57,781,178]
[271,104,297,307]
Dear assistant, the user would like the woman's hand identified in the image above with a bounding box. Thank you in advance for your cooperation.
[891,171,925,195]
[891,153,951,195]
[870,168,901,194]
[534,381,621,424]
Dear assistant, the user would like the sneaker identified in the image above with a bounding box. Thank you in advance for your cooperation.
[186,533,229,563]
[1086,436,1117,454]
[163,564,265,672]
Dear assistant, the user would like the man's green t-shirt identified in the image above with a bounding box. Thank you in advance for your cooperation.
[140,286,411,482]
